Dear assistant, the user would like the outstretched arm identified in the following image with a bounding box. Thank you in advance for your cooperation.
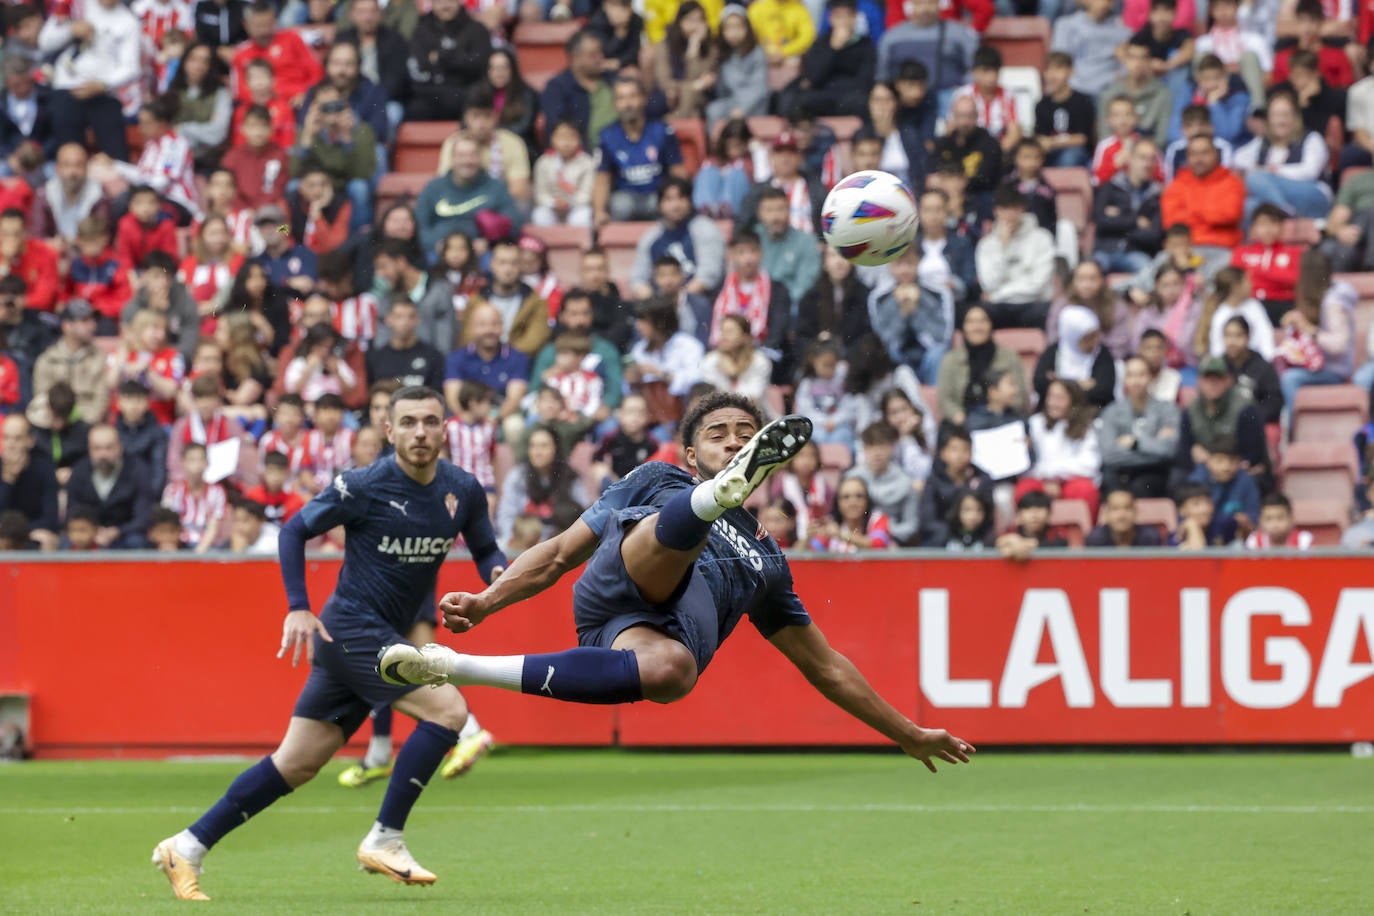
[441,519,600,632]
[768,623,975,773]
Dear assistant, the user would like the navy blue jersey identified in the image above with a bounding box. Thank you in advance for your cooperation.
[596,120,683,195]
[581,461,811,642]
[288,457,501,633]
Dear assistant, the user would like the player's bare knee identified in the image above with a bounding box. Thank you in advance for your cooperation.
[427,699,468,733]
[636,646,698,703]
[271,749,326,787]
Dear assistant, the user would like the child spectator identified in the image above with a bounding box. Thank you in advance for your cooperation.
[705,6,770,130]
[106,310,184,426]
[1003,139,1057,234]
[505,512,546,556]
[66,216,133,334]
[775,439,833,542]
[289,165,352,255]
[1195,266,1275,362]
[544,334,605,435]
[846,420,918,545]
[179,215,244,333]
[284,324,358,402]
[793,338,855,449]
[114,380,168,494]
[444,381,498,493]
[808,475,893,552]
[115,186,179,270]
[952,45,1021,154]
[996,489,1069,561]
[757,496,798,549]
[1230,203,1303,327]
[1035,52,1096,168]
[1187,435,1260,542]
[241,449,305,525]
[1167,54,1249,148]
[0,142,41,215]
[437,232,485,322]
[1244,492,1313,548]
[61,506,102,551]
[967,367,1027,435]
[194,169,254,252]
[943,487,995,551]
[1194,0,1271,109]
[227,497,278,554]
[1092,138,1165,276]
[1171,481,1229,549]
[1272,0,1355,89]
[258,392,309,474]
[1132,0,1194,102]
[590,394,658,487]
[1087,487,1165,547]
[517,236,563,318]
[1092,96,1148,187]
[1274,250,1356,406]
[350,425,384,470]
[161,441,227,552]
[1139,327,1183,403]
[221,104,289,209]
[147,506,186,552]
[1222,316,1284,425]
[231,61,297,151]
[304,392,354,490]
[167,373,248,482]
[918,424,992,546]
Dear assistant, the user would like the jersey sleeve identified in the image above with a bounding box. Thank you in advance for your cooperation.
[579,461,684,537]
[747,561,812,639]
[460,476,507,584]
[296,469,370,537]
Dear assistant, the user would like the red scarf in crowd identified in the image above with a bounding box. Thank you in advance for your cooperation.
[710,270,773,346]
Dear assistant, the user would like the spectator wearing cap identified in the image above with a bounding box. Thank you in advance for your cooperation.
[404,0,492,122]
[876,0,977,111]
[253,203,317,296]
[974,185,1056,330]
[30,144,113,247]
[932,94,1003,204]
[437,85,533,209]
[783,0,873,119]
[0,414,59,549]
[592,76,686,227]
[543,29,615,150]
[32,299,109,420]
[630,177,726,300]
[1161,134,1246,259]
[0,207,57,313]
[66,423,156,549]
[1174,354,1271,492]
[1085,487,1165,547]
[0,56,54,164]
[416,134,524,258]
[706,6,770,131]
[37,0,141,162]
[220,106,290,211]
[735,130,827,236]
[231,0,323,107]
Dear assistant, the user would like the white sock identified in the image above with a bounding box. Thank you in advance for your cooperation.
[174,829,208,867]
[362,821,402,849]
[363,735,392,769]
[448,654,524,691]
[458,713,482,740]
[690,480,727,521]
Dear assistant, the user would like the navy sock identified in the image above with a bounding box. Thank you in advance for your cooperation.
[520,648,642,704]
[654,486,713,551]
[371,706,392,738]
[376,721,458,831]
[187,756,292,849]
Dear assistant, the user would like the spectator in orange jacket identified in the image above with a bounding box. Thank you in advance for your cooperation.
[231,0,322,106]
[0,207,58,312]
[1161,134,1245,266]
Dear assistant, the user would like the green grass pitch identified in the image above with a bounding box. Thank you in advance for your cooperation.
[0,750,1367,914]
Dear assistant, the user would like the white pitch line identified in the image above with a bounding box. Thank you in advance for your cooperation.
[0,803,1370,816]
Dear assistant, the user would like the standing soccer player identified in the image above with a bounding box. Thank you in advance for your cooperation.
[381,392,974,771]
[152,386,507,900]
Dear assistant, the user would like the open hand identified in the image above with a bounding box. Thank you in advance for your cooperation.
[278,609,332,666]
[901,727,976,773]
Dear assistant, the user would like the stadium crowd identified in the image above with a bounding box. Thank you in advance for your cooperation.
[2,0,1374,559]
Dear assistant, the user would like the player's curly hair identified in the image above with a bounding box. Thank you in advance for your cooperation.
[679,390,764,448]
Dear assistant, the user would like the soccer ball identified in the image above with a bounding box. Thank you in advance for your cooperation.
[821,170,920,267]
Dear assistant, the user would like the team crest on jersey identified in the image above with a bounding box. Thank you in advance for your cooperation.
[755,524,768,541]
[445,493,458,518]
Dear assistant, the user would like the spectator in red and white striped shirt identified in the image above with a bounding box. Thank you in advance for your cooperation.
[951,45,1022,154]
[161,441,227,552]
[444,380,498,492]
[258,392,308,474]
[303,392,355,491]
[113,94,201,221]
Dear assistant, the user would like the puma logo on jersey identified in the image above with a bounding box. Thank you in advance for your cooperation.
[389,500,409,516]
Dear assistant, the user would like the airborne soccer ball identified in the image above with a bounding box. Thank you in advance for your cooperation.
[821,170,920,267]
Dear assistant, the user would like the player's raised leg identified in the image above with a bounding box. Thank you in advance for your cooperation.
[379,414,813,704]
[153,717,345,900]
[355,684,468,885]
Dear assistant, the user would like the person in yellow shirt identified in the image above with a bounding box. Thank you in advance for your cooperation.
[747,0,816,64]
[644,0,724,44]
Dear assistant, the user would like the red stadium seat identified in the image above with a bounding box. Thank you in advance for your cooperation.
[767,58,801,92]
[992,328,1045,388]
[1134,498,1178,540]
[1291,385,1369,444]
[818,442,852,471]
[817,116,863,142]
[1049,498,1092,547]
[920,385,941,424]
[524,225,592,291]
[1355,300,1374,369]
[376,172,431,213]
[984,16,1052,69]
[1290,498,1351,546]
[514,21,582,91]
[393,121,456,174]
[596,221,654,286]
[668,118,707,176]
[1281,218,1321,246]
[1042,167,1092,237]
[1280,441,1360,501]
[740,116,787,144]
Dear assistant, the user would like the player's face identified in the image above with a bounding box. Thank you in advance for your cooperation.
[387,397,444,469]
[687,407,759,479]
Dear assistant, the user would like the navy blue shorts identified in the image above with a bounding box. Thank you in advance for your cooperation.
[572,506,721,673]
[292,620,418,738]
